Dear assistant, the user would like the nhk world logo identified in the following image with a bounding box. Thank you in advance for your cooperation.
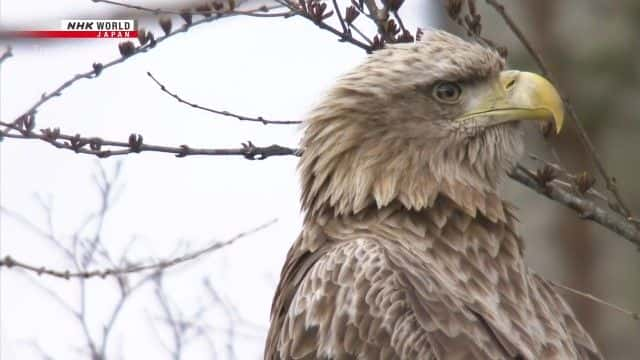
[8,20,138,39]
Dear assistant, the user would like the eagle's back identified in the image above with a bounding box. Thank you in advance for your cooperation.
[265,198,602,359]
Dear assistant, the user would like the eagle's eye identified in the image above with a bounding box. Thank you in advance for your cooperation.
[433,81,462,104]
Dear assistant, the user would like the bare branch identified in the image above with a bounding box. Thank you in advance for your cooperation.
[23,340,56,360]
[99,273,156,356]
[332,0,349,35]
[0,219,277,279]
[276,0,374,52]
[364,0,390,40]
[82,162,123,268]
[153,274,186,360]
[360,0,413,45]
[0,120,298,159]
[348,23,373,46]
[0,46,12,66]
[16,271,79,317]
[550,280,640,321]
[527,154,608,202]
[92,0,288,16]
[1,205,76,262]
[4,164,159,358]
[147,72,300,125]
[150,273,254,359]
[443,0,506,55]
[509,165,640,247]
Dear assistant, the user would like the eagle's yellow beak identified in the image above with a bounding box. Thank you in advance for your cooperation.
[456,71,564,133]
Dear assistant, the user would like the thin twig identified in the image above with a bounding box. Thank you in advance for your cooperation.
[0,206,75,261]
[147,72,300,125]
[349,23,374,46]
[6,164,146,359]
[484,0,636,222]
[150,274,249,359]
[0,46,12,66]
[202,278,265,331]
[549,280,640,321]
[203,280,237,360]
[82,163,121,268]
[2,4,289,136]
[17,271,78,316]
[92,0,288,17]
[332,0,349,35]
[391,9,407,34]
[24,341,55,360]
[276,0,373,52]
[154,274,185,360]
[364,0,390,40]
[100,273,156,356]
[0,219,277,279]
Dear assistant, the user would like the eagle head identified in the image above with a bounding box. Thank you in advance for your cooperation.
[299,31,563,217]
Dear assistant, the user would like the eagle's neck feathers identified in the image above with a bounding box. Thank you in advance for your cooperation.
[299,107,523,221]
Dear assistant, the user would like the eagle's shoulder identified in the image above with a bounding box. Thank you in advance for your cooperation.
[265,237,432,359]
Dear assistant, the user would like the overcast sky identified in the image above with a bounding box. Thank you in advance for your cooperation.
[1,1,434,359]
